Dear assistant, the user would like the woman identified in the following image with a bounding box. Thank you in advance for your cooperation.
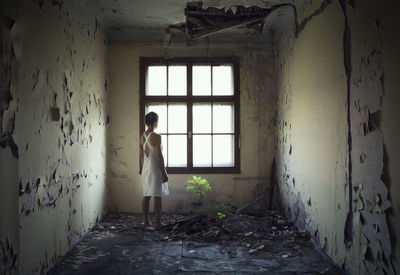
[140,111,169,229]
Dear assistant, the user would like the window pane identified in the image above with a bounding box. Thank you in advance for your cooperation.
[145,104,167,133]
[146,66,167,95]
[213,135,234,167]
[212,65,234,95]
[213,103,234,133]
[193,103,211,133]
[168,135,187,167]
[168,65,187,96]
[193,65,211,96]
[168,104,187,133]
[193,135,211,167]
[161,134,168,166]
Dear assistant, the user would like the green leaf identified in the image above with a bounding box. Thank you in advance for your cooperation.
[203,184,211,192]
[186,186,195,190]
[217,212,226,219]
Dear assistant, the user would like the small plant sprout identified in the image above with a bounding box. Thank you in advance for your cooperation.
[186,176,211,199]
[217,212,226,219]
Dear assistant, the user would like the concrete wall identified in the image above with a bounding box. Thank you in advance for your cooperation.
[107,42,277,213]
[1,0,109,273]
[274,0,400,274]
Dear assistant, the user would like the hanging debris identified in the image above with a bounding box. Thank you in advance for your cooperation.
[169,1,296,39]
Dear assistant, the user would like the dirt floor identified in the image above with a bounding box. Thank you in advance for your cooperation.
[48,210,341,274]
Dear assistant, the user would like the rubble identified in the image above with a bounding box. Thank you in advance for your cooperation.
[92,209,314,257]
[48,209,340,274]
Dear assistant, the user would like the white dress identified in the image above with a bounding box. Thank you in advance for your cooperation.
[141,132,169,197]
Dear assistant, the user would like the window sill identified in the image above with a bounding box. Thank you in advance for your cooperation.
[166,167,240,174]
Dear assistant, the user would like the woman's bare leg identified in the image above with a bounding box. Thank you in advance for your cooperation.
[154,197,162,228]
[142,196,151,226]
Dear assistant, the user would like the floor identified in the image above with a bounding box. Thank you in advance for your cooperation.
[48,210,340,274]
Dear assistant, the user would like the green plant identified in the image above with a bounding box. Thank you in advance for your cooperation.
[217,212,226,219]
[186,176,211,199]
[204,203,235,215]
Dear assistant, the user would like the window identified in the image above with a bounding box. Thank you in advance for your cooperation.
[140,57,240,173]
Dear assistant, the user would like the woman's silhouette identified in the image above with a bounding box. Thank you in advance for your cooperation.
[140,112,169,229]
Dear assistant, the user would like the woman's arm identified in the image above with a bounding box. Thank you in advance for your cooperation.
[139,135,144,174]
[155,135,168,182]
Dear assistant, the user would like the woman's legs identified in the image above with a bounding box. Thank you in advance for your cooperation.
[142,196,151,226]
[154,196,162,228]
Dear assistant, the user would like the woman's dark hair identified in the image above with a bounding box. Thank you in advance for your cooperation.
[145,111,159,127]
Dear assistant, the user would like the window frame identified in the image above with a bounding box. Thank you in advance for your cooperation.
[139,57,240,174]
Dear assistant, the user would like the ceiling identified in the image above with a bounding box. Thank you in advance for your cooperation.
[84,0,297,43]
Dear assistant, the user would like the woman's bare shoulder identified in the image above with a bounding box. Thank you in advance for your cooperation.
[152,133,161,140]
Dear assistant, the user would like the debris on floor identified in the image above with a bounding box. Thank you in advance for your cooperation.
[48,210,340,274]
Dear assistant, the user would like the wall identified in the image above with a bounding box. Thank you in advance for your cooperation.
[274,0,349,267]
[1,1,20,274]
[274,0,400,274]
[107,41,277,213]
[1,0,109,273]
[380,0,400,271]
[0,148,18,275]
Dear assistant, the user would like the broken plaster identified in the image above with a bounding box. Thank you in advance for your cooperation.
[0,239,18,273]
[0,11,18,159]
[275,0,395,274]
[3,0,110,273]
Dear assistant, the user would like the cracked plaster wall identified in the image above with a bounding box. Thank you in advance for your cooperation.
[1,1,21,274]
[274,0,400,274]
[380,0,400,272]
[1,0,109,273]
[107,41,277,213]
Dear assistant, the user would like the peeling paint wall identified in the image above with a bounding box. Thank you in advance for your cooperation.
[274,0,400,274]
[107,41,277,213]
[380,0,400,272]
[274,0,348,267]
[1,1,20,274]
[0,0,109,273]
[0,148,19,275]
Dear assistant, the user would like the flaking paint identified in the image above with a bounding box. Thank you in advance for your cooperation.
[274,0,400,273]
[106,41,277,213]
[1,0,109,273]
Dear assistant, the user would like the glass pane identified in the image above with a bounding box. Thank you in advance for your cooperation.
[193,65,211,96]
[168,135,187,167]
[168,65,187,96]
[161,134,168,166]
[213,135,234,167]
[193,103,211,133]
[212,65,234,95]
[146,66,167,95]
[168,104,187,133]
[213,103,234,133]
[145,104,167,133]
[193,135,211,167]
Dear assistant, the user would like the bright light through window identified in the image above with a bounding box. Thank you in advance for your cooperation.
[141,58,239,172]
[146,66,166,96]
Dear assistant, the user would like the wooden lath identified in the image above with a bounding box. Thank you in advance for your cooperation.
[169,1,294,39]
